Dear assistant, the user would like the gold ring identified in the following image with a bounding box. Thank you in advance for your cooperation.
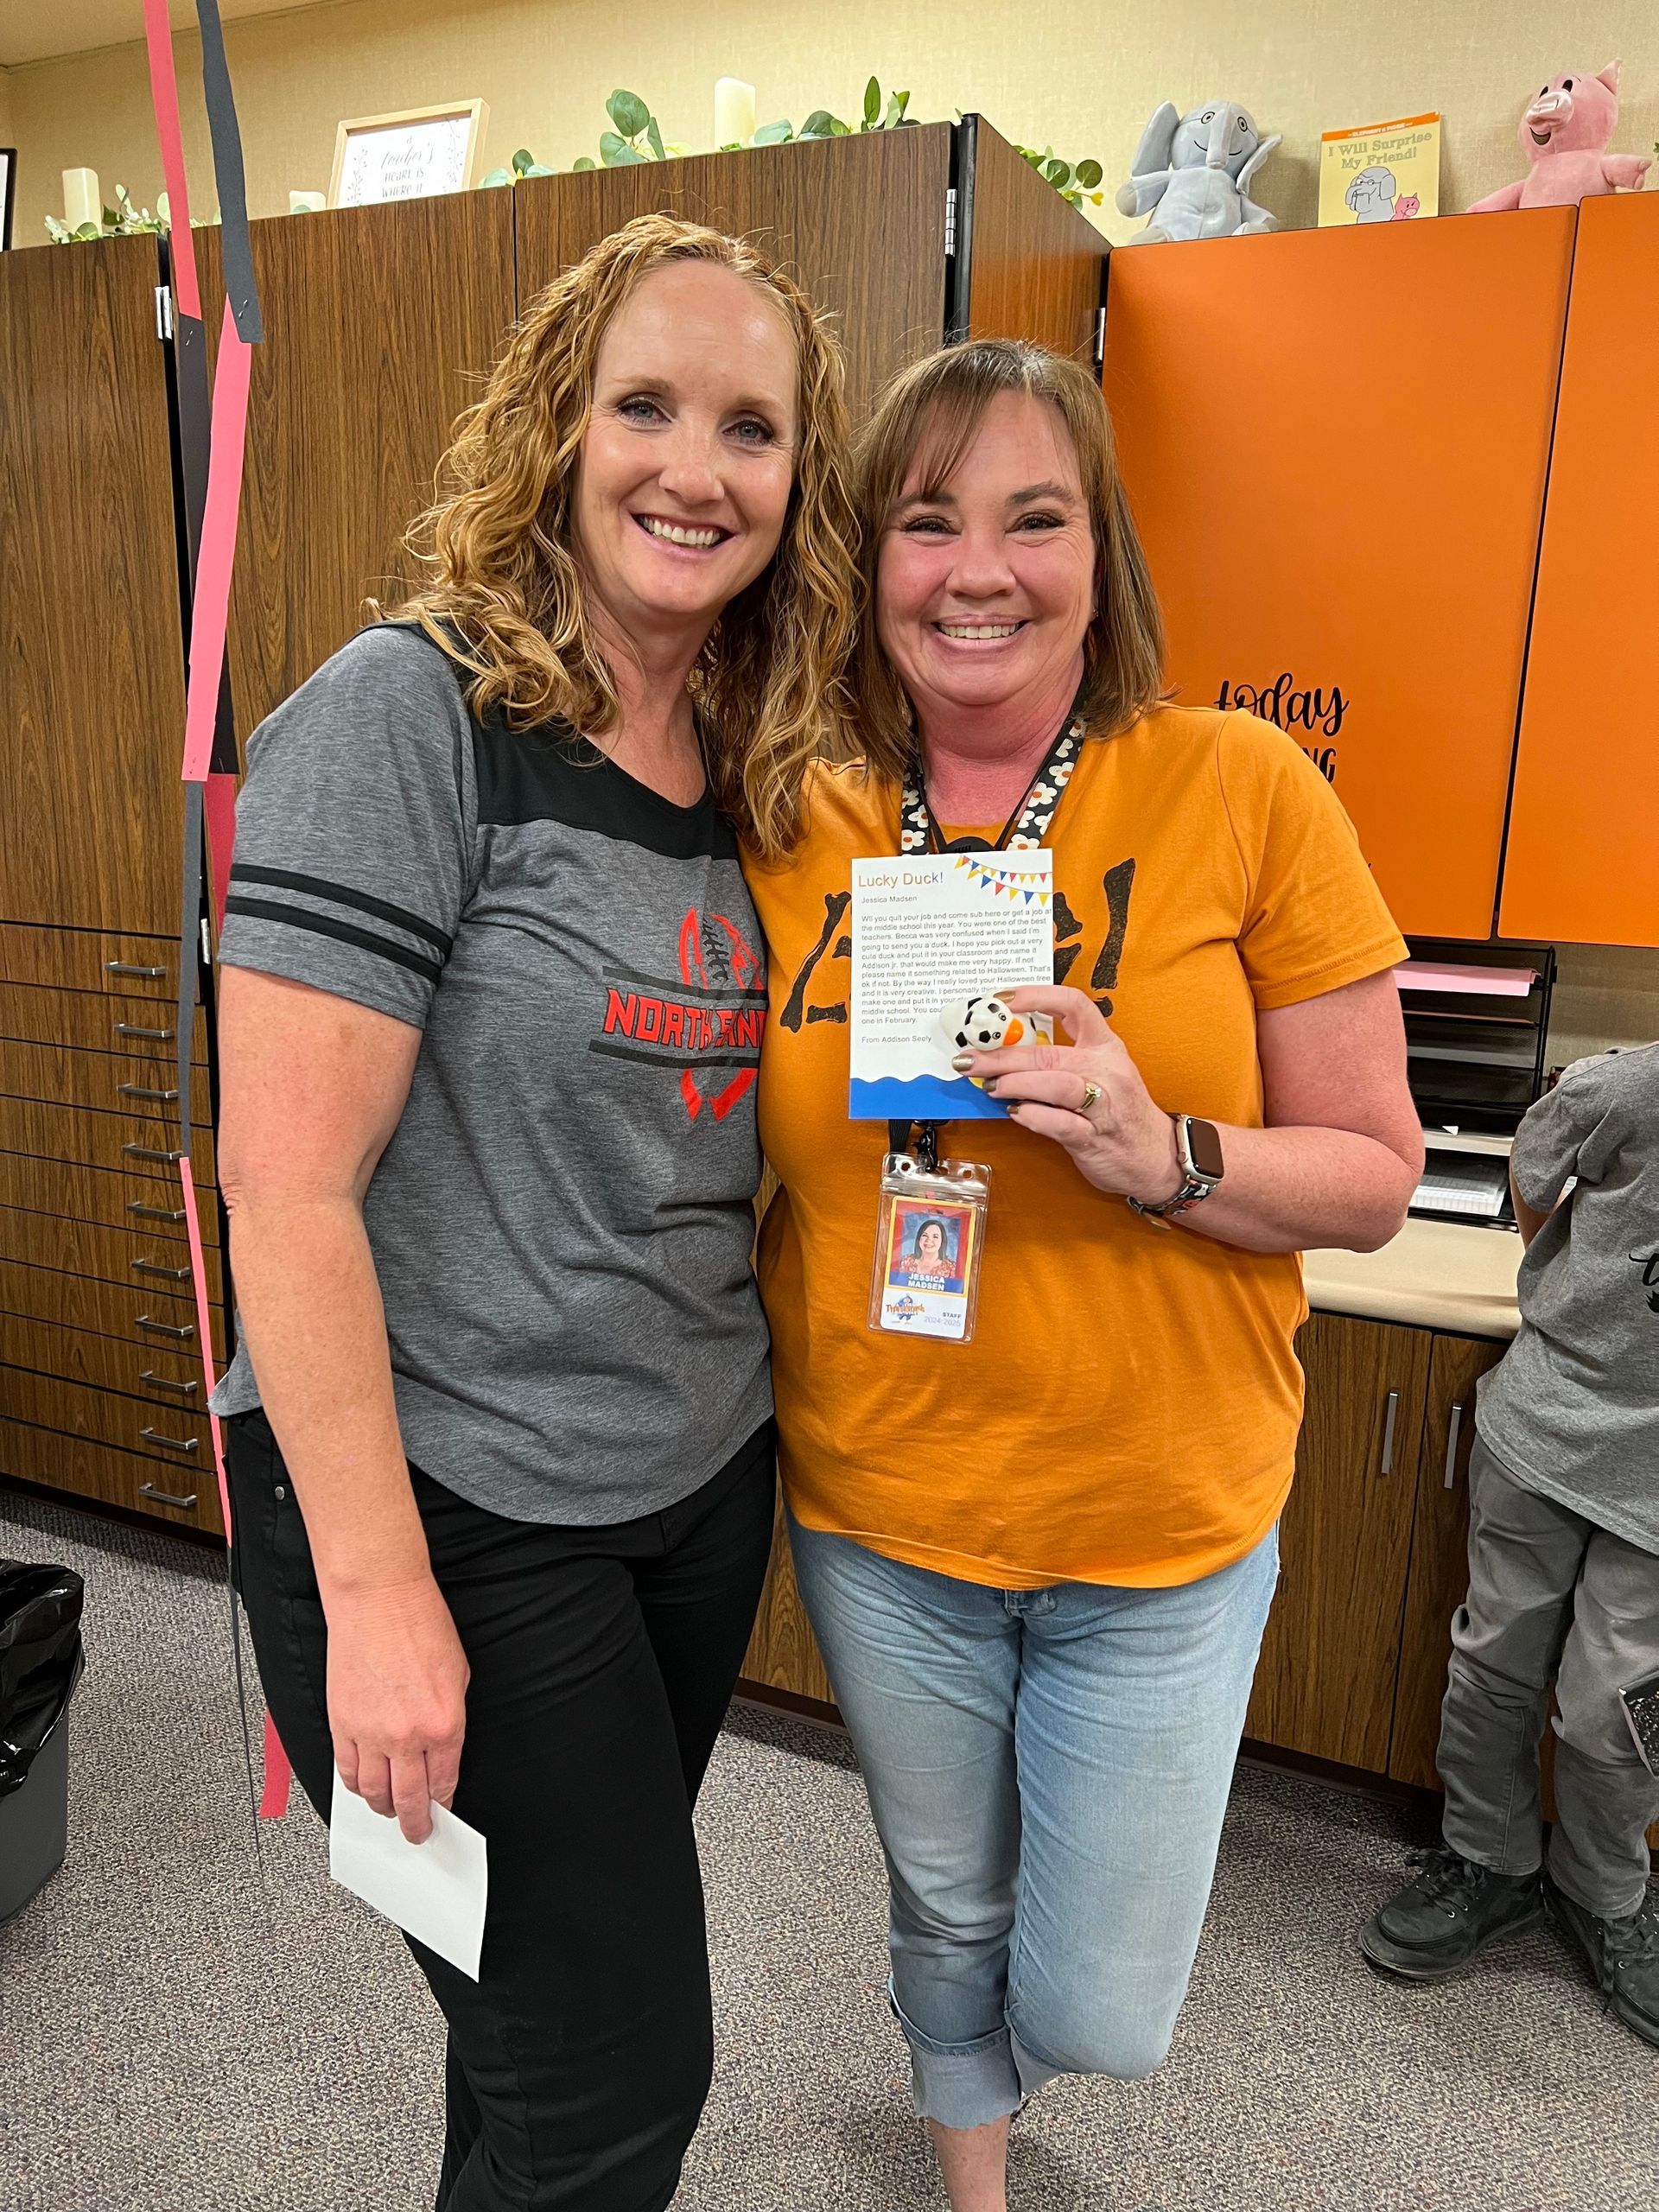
[1079,1079,1103,1114]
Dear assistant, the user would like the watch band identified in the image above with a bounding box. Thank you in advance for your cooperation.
[1127,1115,1224,1224]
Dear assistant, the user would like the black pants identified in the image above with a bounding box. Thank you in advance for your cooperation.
[226,1407,777,2212]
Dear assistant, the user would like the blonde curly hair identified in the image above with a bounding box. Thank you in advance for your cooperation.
[391,213,858,860]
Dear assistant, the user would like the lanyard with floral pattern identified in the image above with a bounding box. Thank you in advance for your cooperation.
[889,710,1086,1170]
[898,711,1086,857]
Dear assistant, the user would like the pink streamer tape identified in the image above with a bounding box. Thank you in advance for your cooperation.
[204,772,238,931]
[259,1713,295,1819]
[181,309,252,783]
[146,0,291,1824]
[175,1157,230,1536]
[141,0,201,322]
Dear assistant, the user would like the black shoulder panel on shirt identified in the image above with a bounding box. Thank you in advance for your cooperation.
[369,620,738,860]
[472,714,738,861]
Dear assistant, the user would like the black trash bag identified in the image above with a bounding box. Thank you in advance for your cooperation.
[0,1560,86,1802]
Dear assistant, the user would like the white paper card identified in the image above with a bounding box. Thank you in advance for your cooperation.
[849,850,1055,1120]
[329,1771,488,1982]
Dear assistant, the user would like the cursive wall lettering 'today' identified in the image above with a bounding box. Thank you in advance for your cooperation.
[1215,673,1347,782]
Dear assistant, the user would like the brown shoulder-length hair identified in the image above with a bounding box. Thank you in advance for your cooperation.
[388,213,857,861]
[852,339,1166,783]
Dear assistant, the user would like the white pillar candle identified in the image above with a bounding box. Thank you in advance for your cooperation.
[714,78,757,149]
[62,168,101,231]
[289,190,327,214]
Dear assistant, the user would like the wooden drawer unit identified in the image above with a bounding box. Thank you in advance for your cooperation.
[0,1254,225,1361]
[0,1152,220,1249]
[0,1036,213,1127]
[0,1205,225,1306]
[0,1415,222,1536]
[0,980,207,1063]
[1,1313,204,1407]
[0,1363,211,1466]
[0,926,183,1002]
[0,1094,216,1187]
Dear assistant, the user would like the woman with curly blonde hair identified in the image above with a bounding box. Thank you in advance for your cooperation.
[212,213,855,2209]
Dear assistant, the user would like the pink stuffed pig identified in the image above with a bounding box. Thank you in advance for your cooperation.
[1471,60,1650,211]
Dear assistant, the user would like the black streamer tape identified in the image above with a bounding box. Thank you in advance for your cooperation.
[194,0,264,344]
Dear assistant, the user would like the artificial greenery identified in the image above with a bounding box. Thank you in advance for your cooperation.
[1011,141,1105,209]
[44,181,215,243]
[48,79,1102,238]
[730,77,916,150]
[480,146,556,188]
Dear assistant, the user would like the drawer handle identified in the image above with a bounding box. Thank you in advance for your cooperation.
[123,1143,185,1166]
[1444,1402,1465,1490]
[115,1021,175,1042]
[140,1370,199,1399]
[140,1427,199,1454]
[138,1481,198,1510]
[1379,1388,1400,1475]
[132,1258,191,1281]
[137,1313,194,1340]
[107,961,168,980]
[128,1201,188,1224]
[118,1083,181,1103]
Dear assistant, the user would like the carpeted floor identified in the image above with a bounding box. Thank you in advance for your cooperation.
[1,1484,1654,2212]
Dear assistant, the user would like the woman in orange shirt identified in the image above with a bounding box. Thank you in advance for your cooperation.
[745,340,1422,2212]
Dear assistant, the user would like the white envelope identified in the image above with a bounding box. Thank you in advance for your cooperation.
[329,1770,488,1982]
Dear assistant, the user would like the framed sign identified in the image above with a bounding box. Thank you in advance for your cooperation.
[1,149,16,251]
[329,100,488,210]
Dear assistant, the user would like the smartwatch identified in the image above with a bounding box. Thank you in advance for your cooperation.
[1127,1115,1225,1224]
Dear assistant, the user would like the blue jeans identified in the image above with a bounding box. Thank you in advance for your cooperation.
[789,1514,1281,2128]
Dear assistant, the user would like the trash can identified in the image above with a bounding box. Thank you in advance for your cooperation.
[0,1560,85,1926]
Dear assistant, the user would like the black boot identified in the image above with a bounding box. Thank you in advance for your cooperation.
[1360,1846,1544,1980]
[1543,1872,1659,2049]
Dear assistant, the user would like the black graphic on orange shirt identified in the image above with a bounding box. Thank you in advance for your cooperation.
[591,909,767,1121]
[779,863,1137,1031]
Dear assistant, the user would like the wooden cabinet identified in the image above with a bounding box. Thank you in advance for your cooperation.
[194,193,516,743]
[1499,192,1659,948]
[0,240,220,1537]
[516,115,1105,425]
[1389,1333,1505,1787]
[1101,212,1574,938]
[0,236,188,938]
[1246,1314,1431,1769]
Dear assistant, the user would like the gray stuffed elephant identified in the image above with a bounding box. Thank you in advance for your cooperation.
[1116,99,1281,243]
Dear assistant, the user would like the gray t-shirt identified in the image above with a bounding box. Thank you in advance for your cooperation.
[1477,1044,1659,1554]
[210,625,772,1522]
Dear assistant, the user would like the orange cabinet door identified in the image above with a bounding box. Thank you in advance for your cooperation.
[1499,194,1659,947]
[1102,212,1574,938]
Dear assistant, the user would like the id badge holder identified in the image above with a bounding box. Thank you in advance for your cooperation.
[868,1153,992,1344]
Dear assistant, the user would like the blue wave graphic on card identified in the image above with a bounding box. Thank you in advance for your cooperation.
[850,1074,1005,1122]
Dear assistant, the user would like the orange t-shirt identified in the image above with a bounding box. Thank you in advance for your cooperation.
[745,706,1408,1589]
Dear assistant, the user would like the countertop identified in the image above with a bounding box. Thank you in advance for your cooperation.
[1303,1217,1522,1339]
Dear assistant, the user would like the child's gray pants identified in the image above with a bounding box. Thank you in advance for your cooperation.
[1439,1433,1659,1921]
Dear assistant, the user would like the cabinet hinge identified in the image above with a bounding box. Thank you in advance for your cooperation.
[1094,306,1107,369]
[155,284,174,342]
[944,186,957,257]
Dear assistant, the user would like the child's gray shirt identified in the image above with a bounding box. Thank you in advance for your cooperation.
[1478,1043,1659,1554]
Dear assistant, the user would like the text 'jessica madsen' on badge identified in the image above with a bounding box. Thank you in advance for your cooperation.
[849,850,1056,1122]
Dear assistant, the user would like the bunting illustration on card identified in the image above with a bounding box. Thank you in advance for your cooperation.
[142,0,291,1821]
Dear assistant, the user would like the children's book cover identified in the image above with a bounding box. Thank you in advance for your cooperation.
[1319,113,1440,226]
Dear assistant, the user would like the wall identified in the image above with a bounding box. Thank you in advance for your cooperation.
[4,0,1658,248]
[1548,947,1659,1065]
